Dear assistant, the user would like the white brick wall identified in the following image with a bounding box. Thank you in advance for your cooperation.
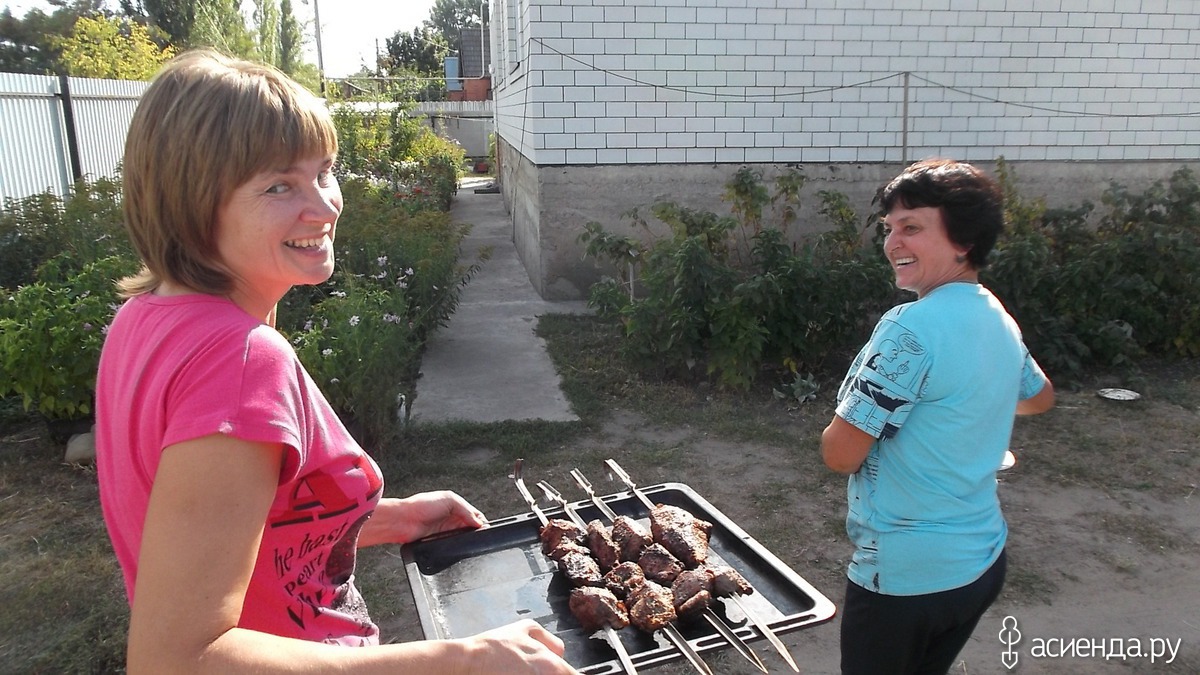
[491,0,1200,165]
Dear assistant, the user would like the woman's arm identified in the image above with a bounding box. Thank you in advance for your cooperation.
[821,415,876,475]
[358,491,488,548]
[1017,378,1055,415]
[127,435,573,674]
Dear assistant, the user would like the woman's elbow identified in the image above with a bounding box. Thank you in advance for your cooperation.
[1017,380,1056,415]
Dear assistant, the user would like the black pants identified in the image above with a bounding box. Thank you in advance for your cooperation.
[840,549,1007,675]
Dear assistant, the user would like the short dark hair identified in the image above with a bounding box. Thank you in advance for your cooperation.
[877,159,1004,268]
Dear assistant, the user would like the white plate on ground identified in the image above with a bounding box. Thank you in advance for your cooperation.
[1097,388,1141,402]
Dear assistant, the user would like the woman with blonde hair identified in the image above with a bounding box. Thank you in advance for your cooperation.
[97,50,574,673]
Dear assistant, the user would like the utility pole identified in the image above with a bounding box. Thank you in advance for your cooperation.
[313,0,326,95]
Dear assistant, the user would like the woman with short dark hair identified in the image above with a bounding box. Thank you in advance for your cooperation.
[822,159,1055,674]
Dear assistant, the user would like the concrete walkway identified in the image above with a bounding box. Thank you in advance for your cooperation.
[410,176,589,423]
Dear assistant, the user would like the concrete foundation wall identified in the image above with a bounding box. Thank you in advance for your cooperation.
[497,136,545,294]
[522,159,1198,301]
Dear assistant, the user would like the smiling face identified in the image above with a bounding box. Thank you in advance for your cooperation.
[882,204,976,298]
[214,154,342,319]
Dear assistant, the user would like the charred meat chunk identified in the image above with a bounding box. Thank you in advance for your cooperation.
[539,518,585,556]
[569,586,629,633]
[603,561,646,600]
[627,580,677,633]
[671,567,714,621]
[650,504,712,568]
[707,562,753,597]
[557,547,604,588]
[638,542,684,584]
[585,519,621,571]
[612,515,653,562]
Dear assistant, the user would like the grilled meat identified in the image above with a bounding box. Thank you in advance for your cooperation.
[611,515,652,562]
[627,580,677,633]
[603,561,646,599]
[650,504,712,568]
[557,546,604,587]
[708,562,753,597]
[585,519,621,571]
[540,518,585,556]
[638,542,684,584]
[671,567,714,621]
[569,586,630,633]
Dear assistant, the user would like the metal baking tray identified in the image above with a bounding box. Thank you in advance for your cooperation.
[400,482,836,673]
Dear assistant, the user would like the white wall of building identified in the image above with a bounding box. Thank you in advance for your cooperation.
[492,0,1200,167]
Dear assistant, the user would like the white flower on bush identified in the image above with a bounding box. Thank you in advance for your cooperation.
[383,313,401,324]
[349,315,361,326]
[377,256,388,267]
[322,348,333,357]
[331,291,346,298]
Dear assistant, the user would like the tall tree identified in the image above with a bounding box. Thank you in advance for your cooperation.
[381,26,446,77]
[425,0,487,41]
[0,0,106,74]
[277,0,303,75]
[190,0,254,58]
[253,0,279,65]
[140,0,195,47]
[56,14,175,79]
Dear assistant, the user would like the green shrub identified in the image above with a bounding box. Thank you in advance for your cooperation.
[985,161,1200,382]
[0,256,138,420]
[0,177,129,289]
[581,172,894,390]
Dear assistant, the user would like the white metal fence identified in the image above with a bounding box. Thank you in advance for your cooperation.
[0,72,148,203]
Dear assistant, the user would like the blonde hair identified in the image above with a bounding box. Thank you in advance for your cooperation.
[120,49,338,296]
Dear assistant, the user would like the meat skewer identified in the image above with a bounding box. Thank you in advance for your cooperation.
[566,471,770,674]
[534,479,716,675]
[603,459,801,673]
[512,460,640,675]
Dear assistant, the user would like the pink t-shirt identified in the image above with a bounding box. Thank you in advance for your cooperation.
[96,293,383,645]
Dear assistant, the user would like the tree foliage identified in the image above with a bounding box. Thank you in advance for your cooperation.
[381,26,447,76]
[56,15,176,80]
[380,0,487,77]
[277,0,303,75]
[0,0,106,74]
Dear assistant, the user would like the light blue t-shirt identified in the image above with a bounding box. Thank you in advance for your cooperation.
[835,282,1046,596]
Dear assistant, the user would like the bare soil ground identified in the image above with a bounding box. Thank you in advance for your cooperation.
[363,365,1200,675]
[2,363,1198,673]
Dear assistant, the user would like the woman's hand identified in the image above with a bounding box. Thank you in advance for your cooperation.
[459,620,577,675]
[358,491,488,547]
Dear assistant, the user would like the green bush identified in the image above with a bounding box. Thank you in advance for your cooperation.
[0,256,138,420]
[984,161,1200,382]
[584,162,1200,392]
[0,177,129,289]
[581,171,895,390]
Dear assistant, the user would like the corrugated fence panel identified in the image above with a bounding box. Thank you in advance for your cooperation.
[69,77,148,184]
[0,72,70,202]
[0,73,148,203]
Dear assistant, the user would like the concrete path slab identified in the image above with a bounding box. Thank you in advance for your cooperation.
[410,177,589,423]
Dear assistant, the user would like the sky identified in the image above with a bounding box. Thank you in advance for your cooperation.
[0,0,437,77]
